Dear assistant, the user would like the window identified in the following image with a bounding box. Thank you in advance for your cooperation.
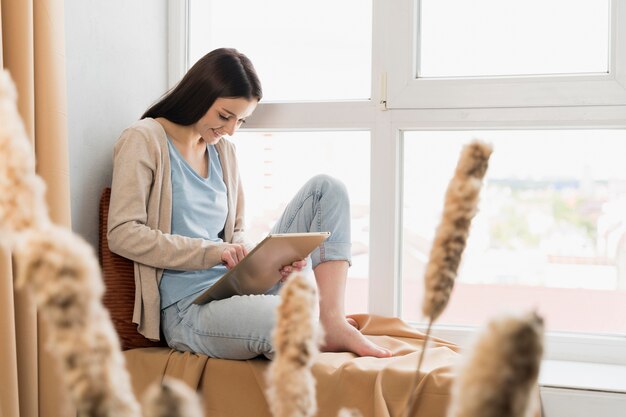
[188,0,372,101]
[419,0,610,78]
[401,130,626,335]
[173,0,626,364]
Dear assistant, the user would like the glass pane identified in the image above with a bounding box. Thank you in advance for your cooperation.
[402,130,626,335]
[189,0,372,101]
[419,0,610,77]
[231,131,370,314]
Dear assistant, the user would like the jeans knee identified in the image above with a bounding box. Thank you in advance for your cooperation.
[308,174,349,201]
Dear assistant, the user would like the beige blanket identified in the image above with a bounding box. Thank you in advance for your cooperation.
[124,314,462,416]
[124,314,536,417]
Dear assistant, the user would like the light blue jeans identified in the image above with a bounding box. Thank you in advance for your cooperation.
[161,174,352,360]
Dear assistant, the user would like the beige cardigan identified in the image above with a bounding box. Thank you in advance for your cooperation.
[107,118,248,340]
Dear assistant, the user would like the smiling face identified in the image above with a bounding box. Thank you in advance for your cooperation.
[193,97,258,144]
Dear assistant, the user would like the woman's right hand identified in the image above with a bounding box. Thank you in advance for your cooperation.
[221,243,248,269]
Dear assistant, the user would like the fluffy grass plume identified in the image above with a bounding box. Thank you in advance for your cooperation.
[142,378,203,417]
[1,68,141,417]
[267,273,321,417]
[447,311,544,417]
[15,226,141,417]
[422,140,492,321]
[0,70,48,237]
[2,67,207,417]
[404,140,492,417]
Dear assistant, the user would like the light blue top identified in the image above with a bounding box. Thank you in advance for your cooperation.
[159,138,229,309]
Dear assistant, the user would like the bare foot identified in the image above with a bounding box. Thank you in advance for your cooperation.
[321,318,392,358]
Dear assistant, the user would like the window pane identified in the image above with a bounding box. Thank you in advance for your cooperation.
[231,131,370,314]
[419,0,610,77]
[189,0,372,101]
[402,130,626,335]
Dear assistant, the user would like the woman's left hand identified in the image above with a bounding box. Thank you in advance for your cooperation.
[279,259,307,281]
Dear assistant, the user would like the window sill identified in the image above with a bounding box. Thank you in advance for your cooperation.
[540,360,626,394]
[417,323,626,366]
[540,361,626,417]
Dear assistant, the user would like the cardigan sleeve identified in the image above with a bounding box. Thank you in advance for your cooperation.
[107,126,229,270]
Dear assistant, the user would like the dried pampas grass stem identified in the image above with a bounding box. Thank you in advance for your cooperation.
[447,311,544,417]
[0,70,48,237]
[142,377,203,417]
[267,273,321,417]
[15,226,141,417]
[2,70,141,417]
[422,140,492,322]
[2,67,207,417]
[404,140,492,417]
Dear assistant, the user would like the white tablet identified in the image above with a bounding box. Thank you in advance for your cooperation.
[192,232,331,304]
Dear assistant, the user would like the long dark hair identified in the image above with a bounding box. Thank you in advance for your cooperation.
[141,48,262,124]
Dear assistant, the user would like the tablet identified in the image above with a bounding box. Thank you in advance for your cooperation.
[192,232,331,304]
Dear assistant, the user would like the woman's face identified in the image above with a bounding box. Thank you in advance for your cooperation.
[194,97,258,144]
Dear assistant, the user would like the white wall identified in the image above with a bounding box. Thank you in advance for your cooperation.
[65,0,168,249]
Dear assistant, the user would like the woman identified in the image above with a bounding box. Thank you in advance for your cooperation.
[107,48,391,360]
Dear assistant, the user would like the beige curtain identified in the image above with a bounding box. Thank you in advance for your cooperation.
[1,0,73,416]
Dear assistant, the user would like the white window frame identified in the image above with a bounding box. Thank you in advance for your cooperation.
[169,0,626,365]
[167,0,189,88]
[391,105,626,366]
[385,0,626,109]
